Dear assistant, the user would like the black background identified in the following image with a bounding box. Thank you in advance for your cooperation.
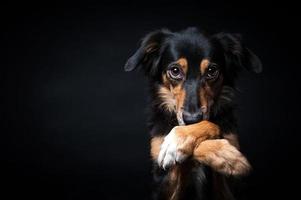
[1,1,300,199]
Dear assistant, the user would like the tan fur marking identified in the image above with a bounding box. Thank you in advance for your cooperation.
[170,84,186,124]
[176,58,188,74]
[199,83,215,119]
[162,73,170,87]
[200,88,208,115]
[169,121,220,158]
[150,136,164,160]
[200,59,210,75]
[193,139,251,176]
[158,80,186,124]
[172,84,186,111]
[176,120,220,141]
[158,86,176,112]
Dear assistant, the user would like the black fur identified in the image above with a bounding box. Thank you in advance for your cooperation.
[125,27,262,200]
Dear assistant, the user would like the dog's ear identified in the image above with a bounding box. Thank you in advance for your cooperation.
[212,33,262,73]
[124,29,171,76]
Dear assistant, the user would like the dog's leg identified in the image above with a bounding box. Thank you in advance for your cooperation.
[151,136,165,161]
[157,121,251,176]
[157,120,220,169]
[150,135,248,200]
[151,136,187,200]
[151,134,250,200]
[193,139,251,176]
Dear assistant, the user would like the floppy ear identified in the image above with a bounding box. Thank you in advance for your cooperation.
[124,29,171,76]
[212,33,262,73]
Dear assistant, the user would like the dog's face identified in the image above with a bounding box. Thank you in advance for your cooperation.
[125,28,262,125]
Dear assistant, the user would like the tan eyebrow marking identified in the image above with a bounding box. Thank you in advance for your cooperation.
[176,58,188,74]
[200,59,210,75]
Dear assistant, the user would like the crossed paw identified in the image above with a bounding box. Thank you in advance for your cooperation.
[158,126,194,169]
[157,126,251,176]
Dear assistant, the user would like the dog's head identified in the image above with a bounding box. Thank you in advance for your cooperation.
[125,27,262,125]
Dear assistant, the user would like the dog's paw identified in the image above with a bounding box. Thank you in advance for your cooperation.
[157,127,194,170]
[197,139,251,176]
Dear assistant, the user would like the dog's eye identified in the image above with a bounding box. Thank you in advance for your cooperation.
[171,67,180,76]
[206,64,219,80]
[168,66,183,80]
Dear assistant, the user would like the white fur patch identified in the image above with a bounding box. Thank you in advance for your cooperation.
[158,127,188,169]
[177,111,185,125]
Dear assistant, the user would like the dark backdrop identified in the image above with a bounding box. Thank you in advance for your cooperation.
[1,1,300,200]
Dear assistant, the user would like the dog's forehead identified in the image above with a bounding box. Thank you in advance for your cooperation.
[168,33,212,64]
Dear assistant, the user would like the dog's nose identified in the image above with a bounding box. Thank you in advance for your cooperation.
[182,111,203,125]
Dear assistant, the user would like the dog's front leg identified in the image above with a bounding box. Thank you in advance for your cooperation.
[156,121,251,176]
[150,136,192,200]
[193,139,251,176]
[157,120,220,169]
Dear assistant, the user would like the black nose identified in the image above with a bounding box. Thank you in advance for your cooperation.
[182,111,203,125]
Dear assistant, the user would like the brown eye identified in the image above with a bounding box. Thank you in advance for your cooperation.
[206,64,219,79]
[168,65,183,80]
[171,66,180,76]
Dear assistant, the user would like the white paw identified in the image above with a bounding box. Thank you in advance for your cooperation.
[157,127,188,169]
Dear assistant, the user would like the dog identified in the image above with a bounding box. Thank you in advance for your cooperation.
[124,27,262,200]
